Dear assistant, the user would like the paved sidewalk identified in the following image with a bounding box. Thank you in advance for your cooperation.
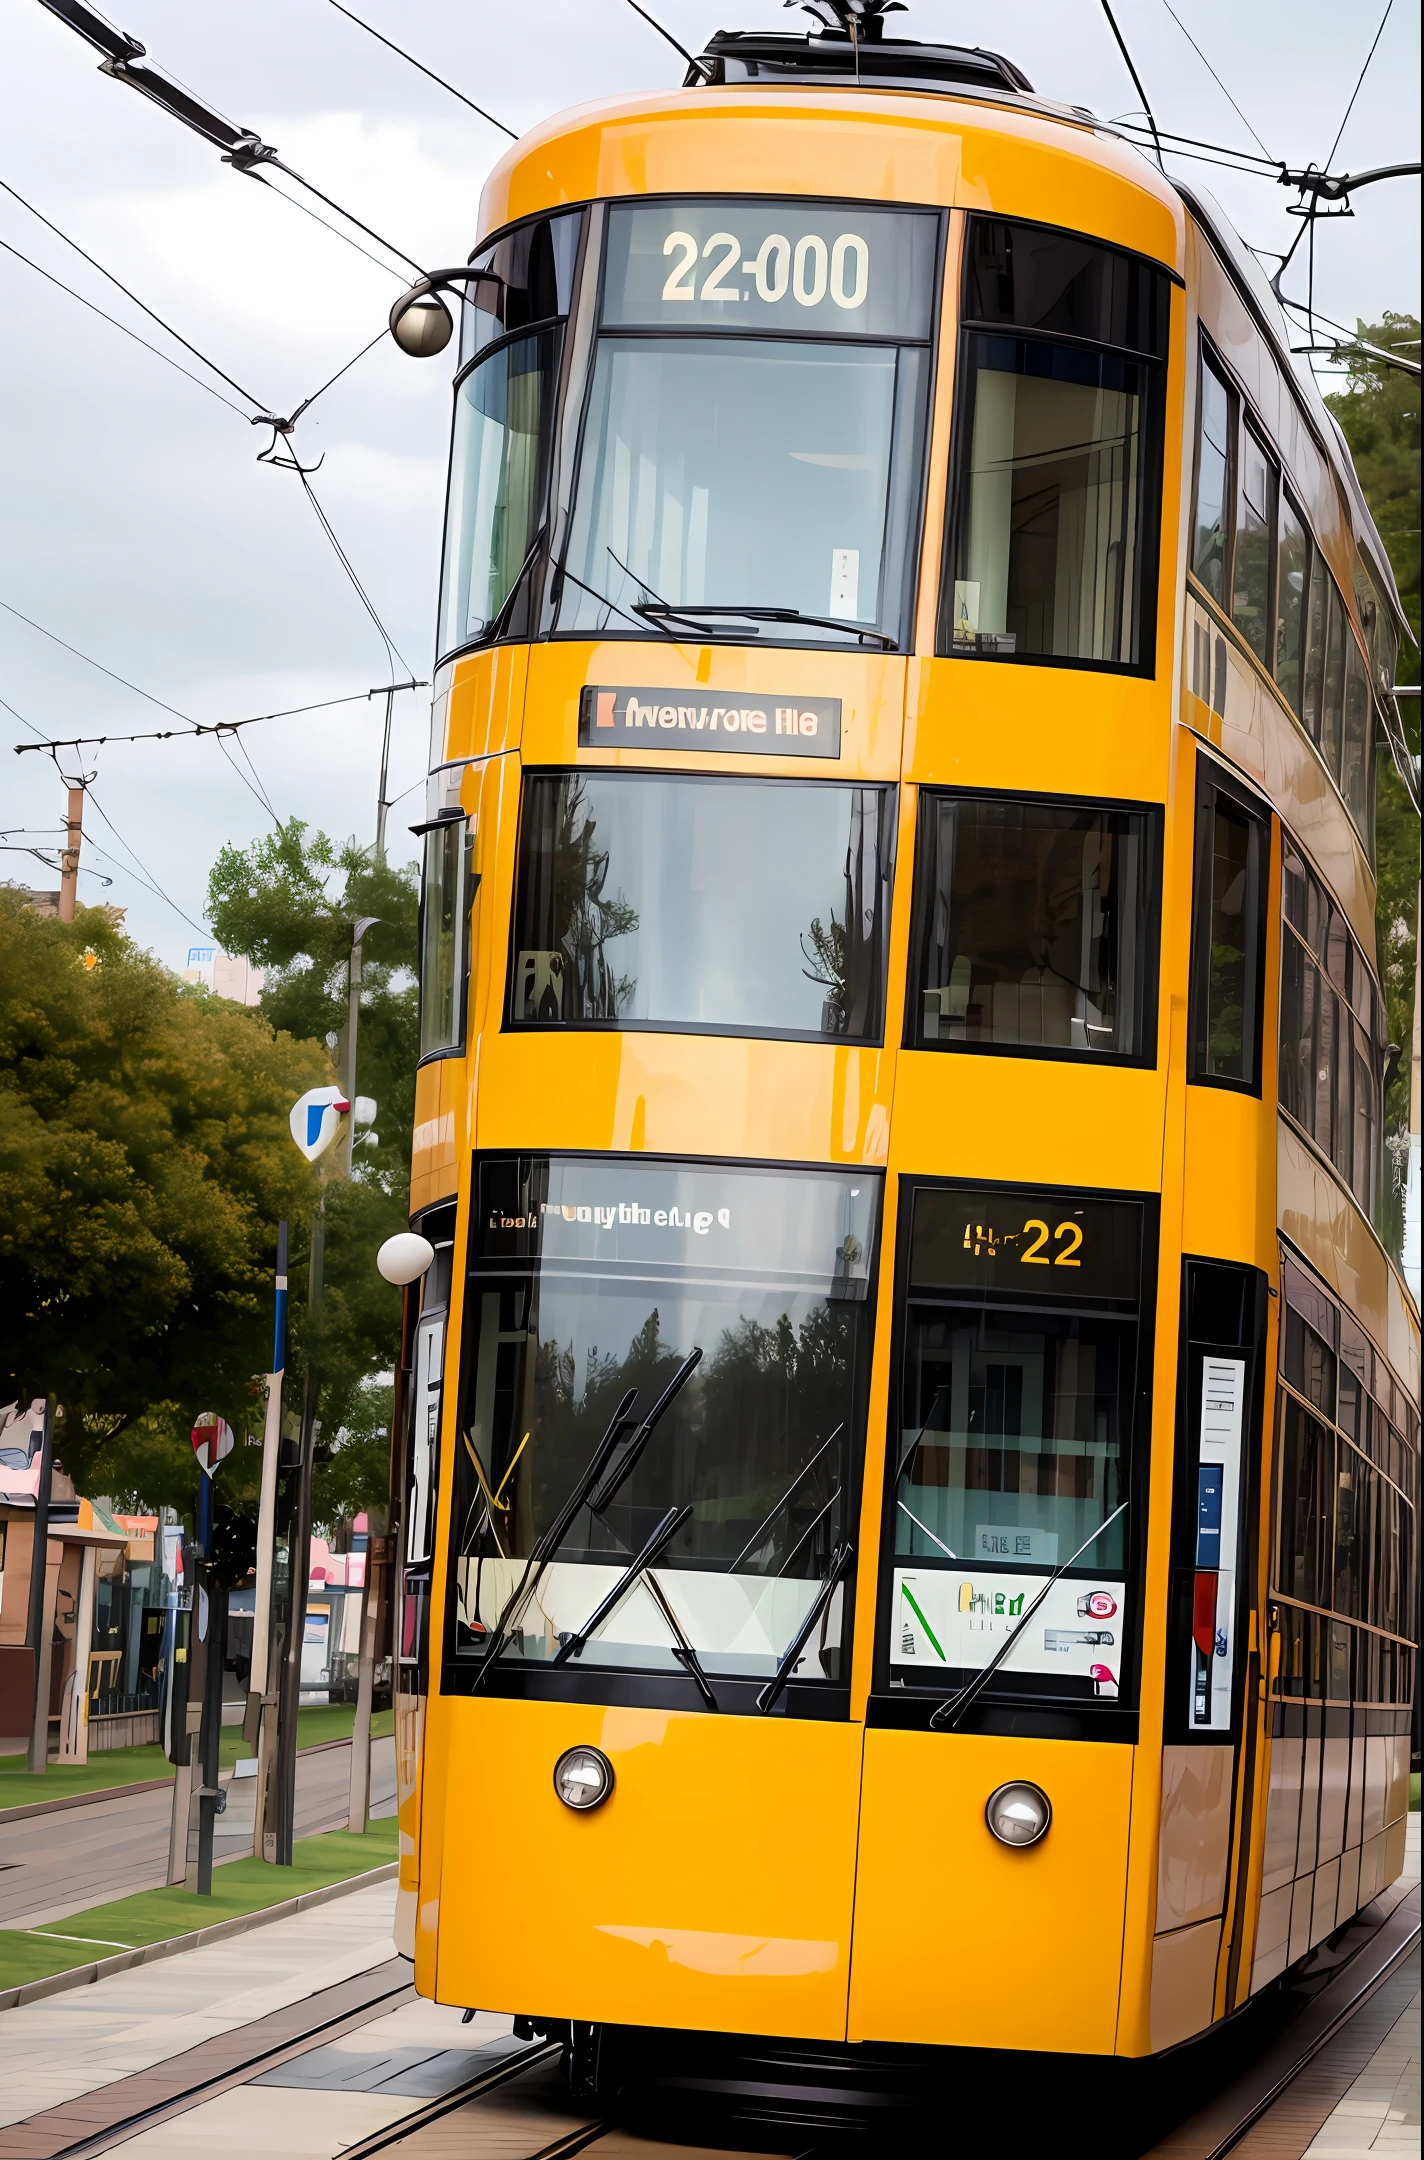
[0,1879,400,2128]
[1302,1965,1420,2156]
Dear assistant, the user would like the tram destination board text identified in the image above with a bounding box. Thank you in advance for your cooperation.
[579,685,842,757]
[910,1184,1144,1302]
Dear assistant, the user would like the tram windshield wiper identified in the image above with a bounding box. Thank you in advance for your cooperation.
[757,1541,855,1715]
[927,1500,1130,1732]
[468,1349,702,1688]
[554,1502,691,1665]
[727,1425,843,1573]
[633,602,895,650]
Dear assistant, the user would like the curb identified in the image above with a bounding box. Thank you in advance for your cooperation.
[0,1861,398,2014]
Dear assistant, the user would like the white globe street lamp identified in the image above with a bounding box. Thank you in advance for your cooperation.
[377,1233,435,1287]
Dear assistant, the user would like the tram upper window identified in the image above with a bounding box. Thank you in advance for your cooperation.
[457,211,582,368]
[907,792,1157,1063]
[1275,493,1309,714]
[510,771,892,1042]
[1192,357,1234,606]
[1188,764,1268,1093]
[418,815,475,1059]
[887,1184,1145,1706]
[1231,426,1276,663]
[941,219,1169,672]
[437,211,581,660]
[448,1156,879,1701]
[555,199,937,649]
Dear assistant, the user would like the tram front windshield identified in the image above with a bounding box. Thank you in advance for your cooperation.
[555,199,937,648]
[451,1157,877,1686]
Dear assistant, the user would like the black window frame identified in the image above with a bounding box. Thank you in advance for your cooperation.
[937,213,1173,678]
[505,765,899,1048]
[1188,754,1271,1096]
[866,1172,1159,1744]
[415,808,478,1067]
[550,191,945,657]
[902,783,1164,1070]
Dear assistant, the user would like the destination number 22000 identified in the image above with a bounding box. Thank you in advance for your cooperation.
[661,229,870,310]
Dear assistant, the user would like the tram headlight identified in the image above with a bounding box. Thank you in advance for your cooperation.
[553,1745,615,1813]
[985,1780,1052,1849]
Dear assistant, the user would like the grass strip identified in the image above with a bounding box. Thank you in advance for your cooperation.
[0,1818,398,1991]
[0,1705,393,1814]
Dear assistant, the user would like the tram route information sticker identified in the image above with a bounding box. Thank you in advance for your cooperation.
[892,1568,1128,1692]
[579,685,842,759]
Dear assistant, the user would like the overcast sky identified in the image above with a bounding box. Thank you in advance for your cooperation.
[2,0,1418,966]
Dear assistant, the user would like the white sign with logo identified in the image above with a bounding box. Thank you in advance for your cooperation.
[892,1567,1126,1693]
[289,1085,350,1162]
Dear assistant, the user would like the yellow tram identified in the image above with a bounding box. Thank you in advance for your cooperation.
[388,6,1419,2113]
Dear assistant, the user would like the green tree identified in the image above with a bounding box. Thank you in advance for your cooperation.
[1325,315,1421,1152]
[0,891,324,1513]
[207,820,420,1516]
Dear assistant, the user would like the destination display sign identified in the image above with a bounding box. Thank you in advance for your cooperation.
[579,685,841,758]
[909,1185,1143,1305]
[602,200,938,340]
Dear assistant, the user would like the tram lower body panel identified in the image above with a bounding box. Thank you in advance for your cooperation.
[430,1696,1138,2053]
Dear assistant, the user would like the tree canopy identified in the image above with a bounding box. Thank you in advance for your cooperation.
[207,820,421,1520]
[0,890,323,1510]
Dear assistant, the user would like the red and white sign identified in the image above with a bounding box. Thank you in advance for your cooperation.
[191,1412,235,1476]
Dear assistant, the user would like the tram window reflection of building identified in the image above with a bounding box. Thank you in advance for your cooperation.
[907,790,1159,1063]
[1187,760,1268,1094]
[941,217,1170,671]
[509,772,894,1043]
[1277,836,1387,1226]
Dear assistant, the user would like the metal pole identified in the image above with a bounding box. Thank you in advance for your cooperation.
[25,1399,57,1774]
[342,930,364,1179]
[249,1222,287,1856]
[188,1579,226,1896]
[57,786,84,924]
[375,687,394,861]
[272,1199,324,1866]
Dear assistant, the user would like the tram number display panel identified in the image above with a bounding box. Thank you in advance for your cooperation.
[888,1183,1148,1708]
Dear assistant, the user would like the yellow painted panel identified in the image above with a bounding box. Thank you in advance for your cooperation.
[521,643,907,781]
[480,94,1184,276]
[889,1051,1166,1193]
[476,1031,893,1167]
[848,1730,1133,2051]
[434,1697,863,2038]
[409,1058,462,1215]
[903,658,1172,803]
[444,646,528,766]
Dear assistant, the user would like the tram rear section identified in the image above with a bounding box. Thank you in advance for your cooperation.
[386,7,1419,2119]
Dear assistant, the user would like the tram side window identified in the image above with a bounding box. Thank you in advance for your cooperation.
[1278,841,1383,1222]
[509,772,894,1042]
[1341,633,1372,832]
[439,328,562,654]
[1231,426,1276,662]
[942,219,1169,671]
[419,816,475,1058]
[1188,765,1268,1091]
[1192,355,1234,605]
[1300,551,1328,746]
[1275,493,1310,715]
[907,791,1157,1062]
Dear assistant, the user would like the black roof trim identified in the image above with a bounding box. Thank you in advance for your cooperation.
[687,29,1034,96]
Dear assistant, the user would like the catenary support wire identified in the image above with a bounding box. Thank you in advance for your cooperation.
[1155,0,1273,161]
[1099,0,1165,169]
[326,3,517,138]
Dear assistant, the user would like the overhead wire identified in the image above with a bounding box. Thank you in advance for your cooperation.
[294,467,412,678]
[1154,0,1274,161]
[82,790,214,939]
[0,597,193,724]
[1097,2,1164,170]
[0,234,254,418]
[242,167,409,281]
[215,730,281,825]
[1326,0,1394,169]
[623,0,698,68]
[326,2,517,139]
[11,686,422,755]
[0,175,267,408]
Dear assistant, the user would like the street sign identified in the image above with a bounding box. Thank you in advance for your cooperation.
[191,1412,235,1476]
[289,1085,350,1162]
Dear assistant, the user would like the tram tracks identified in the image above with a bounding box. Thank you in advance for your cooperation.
[4,1879,1415,2160]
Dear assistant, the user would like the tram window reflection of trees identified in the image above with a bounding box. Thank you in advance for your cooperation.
[510,773,893,1041]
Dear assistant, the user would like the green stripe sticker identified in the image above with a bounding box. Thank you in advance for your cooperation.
[901,1582,946,1661]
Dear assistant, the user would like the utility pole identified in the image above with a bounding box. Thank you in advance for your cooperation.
[57,785,84,923]
[271,1203,324,1865]
[249,1222,287,1858]
[25,1399,57,1775]
[342,919,380,1177]
[374,687,394,861]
